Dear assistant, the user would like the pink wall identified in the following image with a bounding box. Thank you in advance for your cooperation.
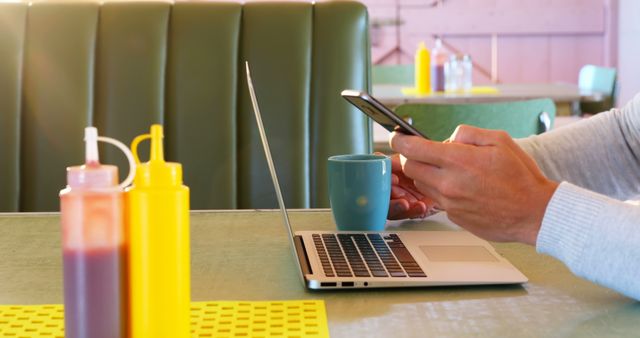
[365,0,618,85]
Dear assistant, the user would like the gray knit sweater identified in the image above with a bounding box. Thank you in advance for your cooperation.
[518,93,640,300]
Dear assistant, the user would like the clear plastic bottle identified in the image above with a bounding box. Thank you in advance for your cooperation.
[445,53,473,93]
[431,38,448,92]
[462,54,473,92]
[59,127,135,338]
[127,124,191,338]
[444,54,459,92]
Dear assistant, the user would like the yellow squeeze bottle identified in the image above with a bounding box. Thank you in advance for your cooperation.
[127,125,190,338]
[415,42,431,94]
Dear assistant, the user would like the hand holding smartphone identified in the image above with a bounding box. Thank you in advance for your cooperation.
[342,90,437,220]
[341,89,429,139]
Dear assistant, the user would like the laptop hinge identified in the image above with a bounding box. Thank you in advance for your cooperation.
[294,235,313,275]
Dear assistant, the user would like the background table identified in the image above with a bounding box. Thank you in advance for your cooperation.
[1,210,638,337]
[373,83,605,116]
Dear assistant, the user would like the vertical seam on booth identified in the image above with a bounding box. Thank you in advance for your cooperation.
[308,3,317,208]
[16,4,28,212]
[232,5,241,209]
[364,5,373,154]
[90,3,101,128]
[235,4,245,209]
[160,3,170,127]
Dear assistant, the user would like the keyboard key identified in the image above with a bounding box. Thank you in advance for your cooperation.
[402,262,420,268]
[372,270,388,277]
[389,246,415,263]
[408,272,427,277]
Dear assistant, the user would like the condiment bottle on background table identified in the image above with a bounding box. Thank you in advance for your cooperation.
[127,124,191,338]
[415,41,431,94]
[431,37,448,92]
[60,127,135,338]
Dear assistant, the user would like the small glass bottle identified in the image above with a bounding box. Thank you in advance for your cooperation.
[59,127,135,338]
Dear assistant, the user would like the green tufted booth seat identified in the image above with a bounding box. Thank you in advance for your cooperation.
[0,1,372,212]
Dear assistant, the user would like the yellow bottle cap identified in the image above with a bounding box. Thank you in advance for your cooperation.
[131,124,182,188]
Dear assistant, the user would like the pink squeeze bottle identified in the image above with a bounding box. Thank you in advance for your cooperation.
[59,127,135,338]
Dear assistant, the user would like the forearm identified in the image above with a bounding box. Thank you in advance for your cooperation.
[517,95,640,200]
[536,182,640,300]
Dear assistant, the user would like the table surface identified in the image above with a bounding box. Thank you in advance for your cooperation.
[373,83,603,107]
[1,210,638,337]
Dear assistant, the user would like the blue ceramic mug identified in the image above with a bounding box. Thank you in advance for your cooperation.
[327,154,391,231]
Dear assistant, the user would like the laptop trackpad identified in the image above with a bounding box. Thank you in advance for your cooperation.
[420,245,498,262]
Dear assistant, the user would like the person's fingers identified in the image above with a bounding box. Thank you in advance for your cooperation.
[451,125,539,178]
[399,153,408,168]
[452,125,545,176]
[450,125,511,147]
[388,199,410,220]
[390,184,405,198]
[405,201,428,219]
[397,156,424,196]
[391,185,418,204]
[398,180,425,200]
[413,180,446,210]
[390,132,450,167]
[391,173,400,185]
[400,158,444,192]
[390,153,403,172]
[388,200,428,220]
[389,191,440,219]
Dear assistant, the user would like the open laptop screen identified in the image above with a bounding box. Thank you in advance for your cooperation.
[245,61,306,284]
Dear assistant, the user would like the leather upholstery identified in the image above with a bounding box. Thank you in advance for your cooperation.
[0,1,371,212]
[0,4,26,212]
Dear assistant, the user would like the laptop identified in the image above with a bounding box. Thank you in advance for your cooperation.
[245,62,527,289]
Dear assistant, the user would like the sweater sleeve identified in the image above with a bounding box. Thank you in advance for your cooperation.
[536,182,640,300]
[518,93,640,200]
[516,94,640,300]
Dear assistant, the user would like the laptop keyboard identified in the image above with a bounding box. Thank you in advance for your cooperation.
[312,233,427,278]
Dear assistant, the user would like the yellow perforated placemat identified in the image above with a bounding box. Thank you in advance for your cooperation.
[0,300,329,338]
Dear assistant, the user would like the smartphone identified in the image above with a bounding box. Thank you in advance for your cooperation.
[341,89,429,139]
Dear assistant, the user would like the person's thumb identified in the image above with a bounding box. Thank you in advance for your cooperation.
[449,124,510,146]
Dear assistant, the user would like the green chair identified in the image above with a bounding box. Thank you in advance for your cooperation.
[372,64,414,85]
[578,64,617,114]
[394,99,556,142]
[0,1,371,212]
